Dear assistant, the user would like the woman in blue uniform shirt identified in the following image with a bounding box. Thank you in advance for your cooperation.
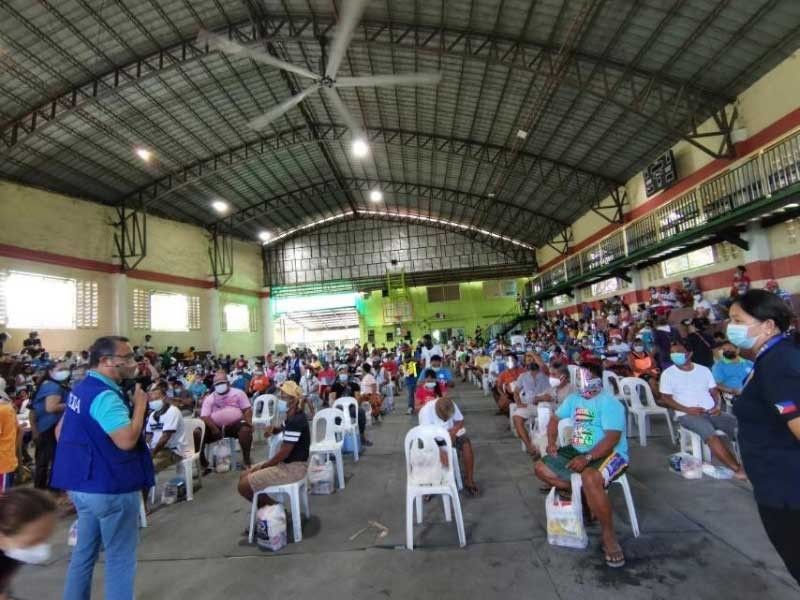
[728,289,800,584]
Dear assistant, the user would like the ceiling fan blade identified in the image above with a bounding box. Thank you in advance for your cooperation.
[325,0,370,79]
[334,72,442,88]
[248,87,318,131]
[322,88,364,139]
[197,29,318,81]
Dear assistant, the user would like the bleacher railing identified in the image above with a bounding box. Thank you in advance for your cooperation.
[532,128,800,296]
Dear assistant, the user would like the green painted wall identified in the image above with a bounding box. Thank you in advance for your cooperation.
[356,278,528,345]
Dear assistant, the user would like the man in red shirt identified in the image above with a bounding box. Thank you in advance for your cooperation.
[382,355,398,382]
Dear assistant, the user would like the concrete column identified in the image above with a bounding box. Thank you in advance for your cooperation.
[260,289,273,354]
[110,273,128,337]
[208,288,221,355]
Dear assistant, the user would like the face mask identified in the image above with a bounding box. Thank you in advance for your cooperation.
[505,358,515,369]
[214,384,229,395]
[338,374,349,383]
[432,366,440,372]
[425,382,437,390]
[670,353,688,367]
[633,345,645,353]
[51,370,70,382]
[278,399,288,412]
[726,323,758,350]
[148,399,163,411]
[580,379,602,399]
[548,377,561,387]
[6,542,52,564]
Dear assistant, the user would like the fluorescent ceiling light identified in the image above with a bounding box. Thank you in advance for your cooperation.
[369,189,383,202]
[211,200,228,213]
[351,138,369,158]
[258,231,272,242]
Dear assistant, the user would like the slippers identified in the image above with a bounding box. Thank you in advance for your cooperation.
[464,483,481,497]
[602,545,626,568]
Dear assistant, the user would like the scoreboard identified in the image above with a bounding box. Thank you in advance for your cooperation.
[643,150,677,196]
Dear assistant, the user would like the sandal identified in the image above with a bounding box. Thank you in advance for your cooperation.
[602,544,626,568]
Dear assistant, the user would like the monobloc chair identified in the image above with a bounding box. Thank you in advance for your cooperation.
[405,425,466,550]
[333,396,360,461]
[620,377,675,446]
[248,476,310,544]
[309,408,346,489]
[252,394,278,441]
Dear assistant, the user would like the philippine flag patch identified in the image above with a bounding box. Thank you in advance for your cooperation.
[775,401,798,416]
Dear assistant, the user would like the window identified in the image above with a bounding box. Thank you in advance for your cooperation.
[75,280,99,328]
[3,271,78,329]
[132,288,151,330]
[188,296,201,330]
[662,247,715,277]
[223,303,251,332]
[552,294,570,307]
[426,284,460,303]
[150,292,188,332]
[483,279,517,298]
[590,278,620,297]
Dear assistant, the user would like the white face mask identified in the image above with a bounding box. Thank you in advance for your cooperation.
[6,542,52,564]
[51,370,70,382]
[424,382,437,390]
[548,377,561,388]
[214,383,229,395]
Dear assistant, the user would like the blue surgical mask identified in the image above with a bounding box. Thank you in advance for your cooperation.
[278,399,287,412]
[149,399,163,411]
[726,323,758,350]
[670,353,687,367]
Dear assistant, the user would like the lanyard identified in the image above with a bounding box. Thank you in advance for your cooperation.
[742,334,786,387]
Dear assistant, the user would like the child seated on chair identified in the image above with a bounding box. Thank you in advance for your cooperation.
[237,382,310,507]
[145,381,191,471]
[533,363,629,569]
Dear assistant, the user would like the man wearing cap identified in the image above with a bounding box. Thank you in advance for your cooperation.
[238,380,310,506]
[418,396,480,496]
[199,371,253,472]
[534,363,629,568]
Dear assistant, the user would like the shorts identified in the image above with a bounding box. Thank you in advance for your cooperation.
[677,413,737,441]
[206,419,251,442]
[511,404,536,420]
[542,445,628,487]
[247,461,308,493]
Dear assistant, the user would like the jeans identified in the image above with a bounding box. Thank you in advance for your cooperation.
[406,377,417,409]
[64,491,140,600]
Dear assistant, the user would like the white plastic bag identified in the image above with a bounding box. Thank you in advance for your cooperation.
[702,463,734,479]
[546,474,588,549]
[255,504,287,552]
[213,442,232,473]
[308,455,335,495]
[669,452,703,479]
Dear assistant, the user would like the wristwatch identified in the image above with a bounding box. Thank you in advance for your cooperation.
[583,452,594,462]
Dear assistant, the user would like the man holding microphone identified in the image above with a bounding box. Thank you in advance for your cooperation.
[52,336,154,600]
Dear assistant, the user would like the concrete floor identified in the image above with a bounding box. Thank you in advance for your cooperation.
[15,385,800,599]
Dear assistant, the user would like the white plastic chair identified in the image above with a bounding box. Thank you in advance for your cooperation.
[567,364,581,387]
[180,418,205,501]
[404,425,466,550]
[620,377,675,447]
[333,397,360,461]
[451,447,463,491]
[557,418,574,447]
[679,426,741,463]
[248,476,310,544]
[602,371,624,400]
[309,408,345,489]
[611,474,640,538]
[252,394,278,441]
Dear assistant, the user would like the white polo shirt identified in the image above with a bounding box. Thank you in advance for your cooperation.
[418,399,464,430]
[659,363,717,416]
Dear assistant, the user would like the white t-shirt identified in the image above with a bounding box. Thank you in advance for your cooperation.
[420,345,443,369]
[659,363,717,416]
[146,405,189,457]
[418,399,464,431]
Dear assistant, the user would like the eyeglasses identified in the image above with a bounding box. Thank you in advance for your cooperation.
[104,353,136,363]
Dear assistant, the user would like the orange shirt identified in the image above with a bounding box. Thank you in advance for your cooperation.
[249,375,271,394]
[497,367,526,390]
[0,403,18,474]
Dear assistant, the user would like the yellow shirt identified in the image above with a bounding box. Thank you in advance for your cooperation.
[0,402,18,474]
[474,356,492,369]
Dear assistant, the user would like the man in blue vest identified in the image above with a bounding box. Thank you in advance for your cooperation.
[52,336,153,600]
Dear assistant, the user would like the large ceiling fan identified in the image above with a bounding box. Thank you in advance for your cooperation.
[197,0,441,137]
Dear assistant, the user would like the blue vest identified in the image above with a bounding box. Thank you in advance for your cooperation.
[51,374,155,494]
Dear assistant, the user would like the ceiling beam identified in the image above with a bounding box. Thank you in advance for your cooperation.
[0,14,733,153]
[260,211,538,266]
[121,123,620,212]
